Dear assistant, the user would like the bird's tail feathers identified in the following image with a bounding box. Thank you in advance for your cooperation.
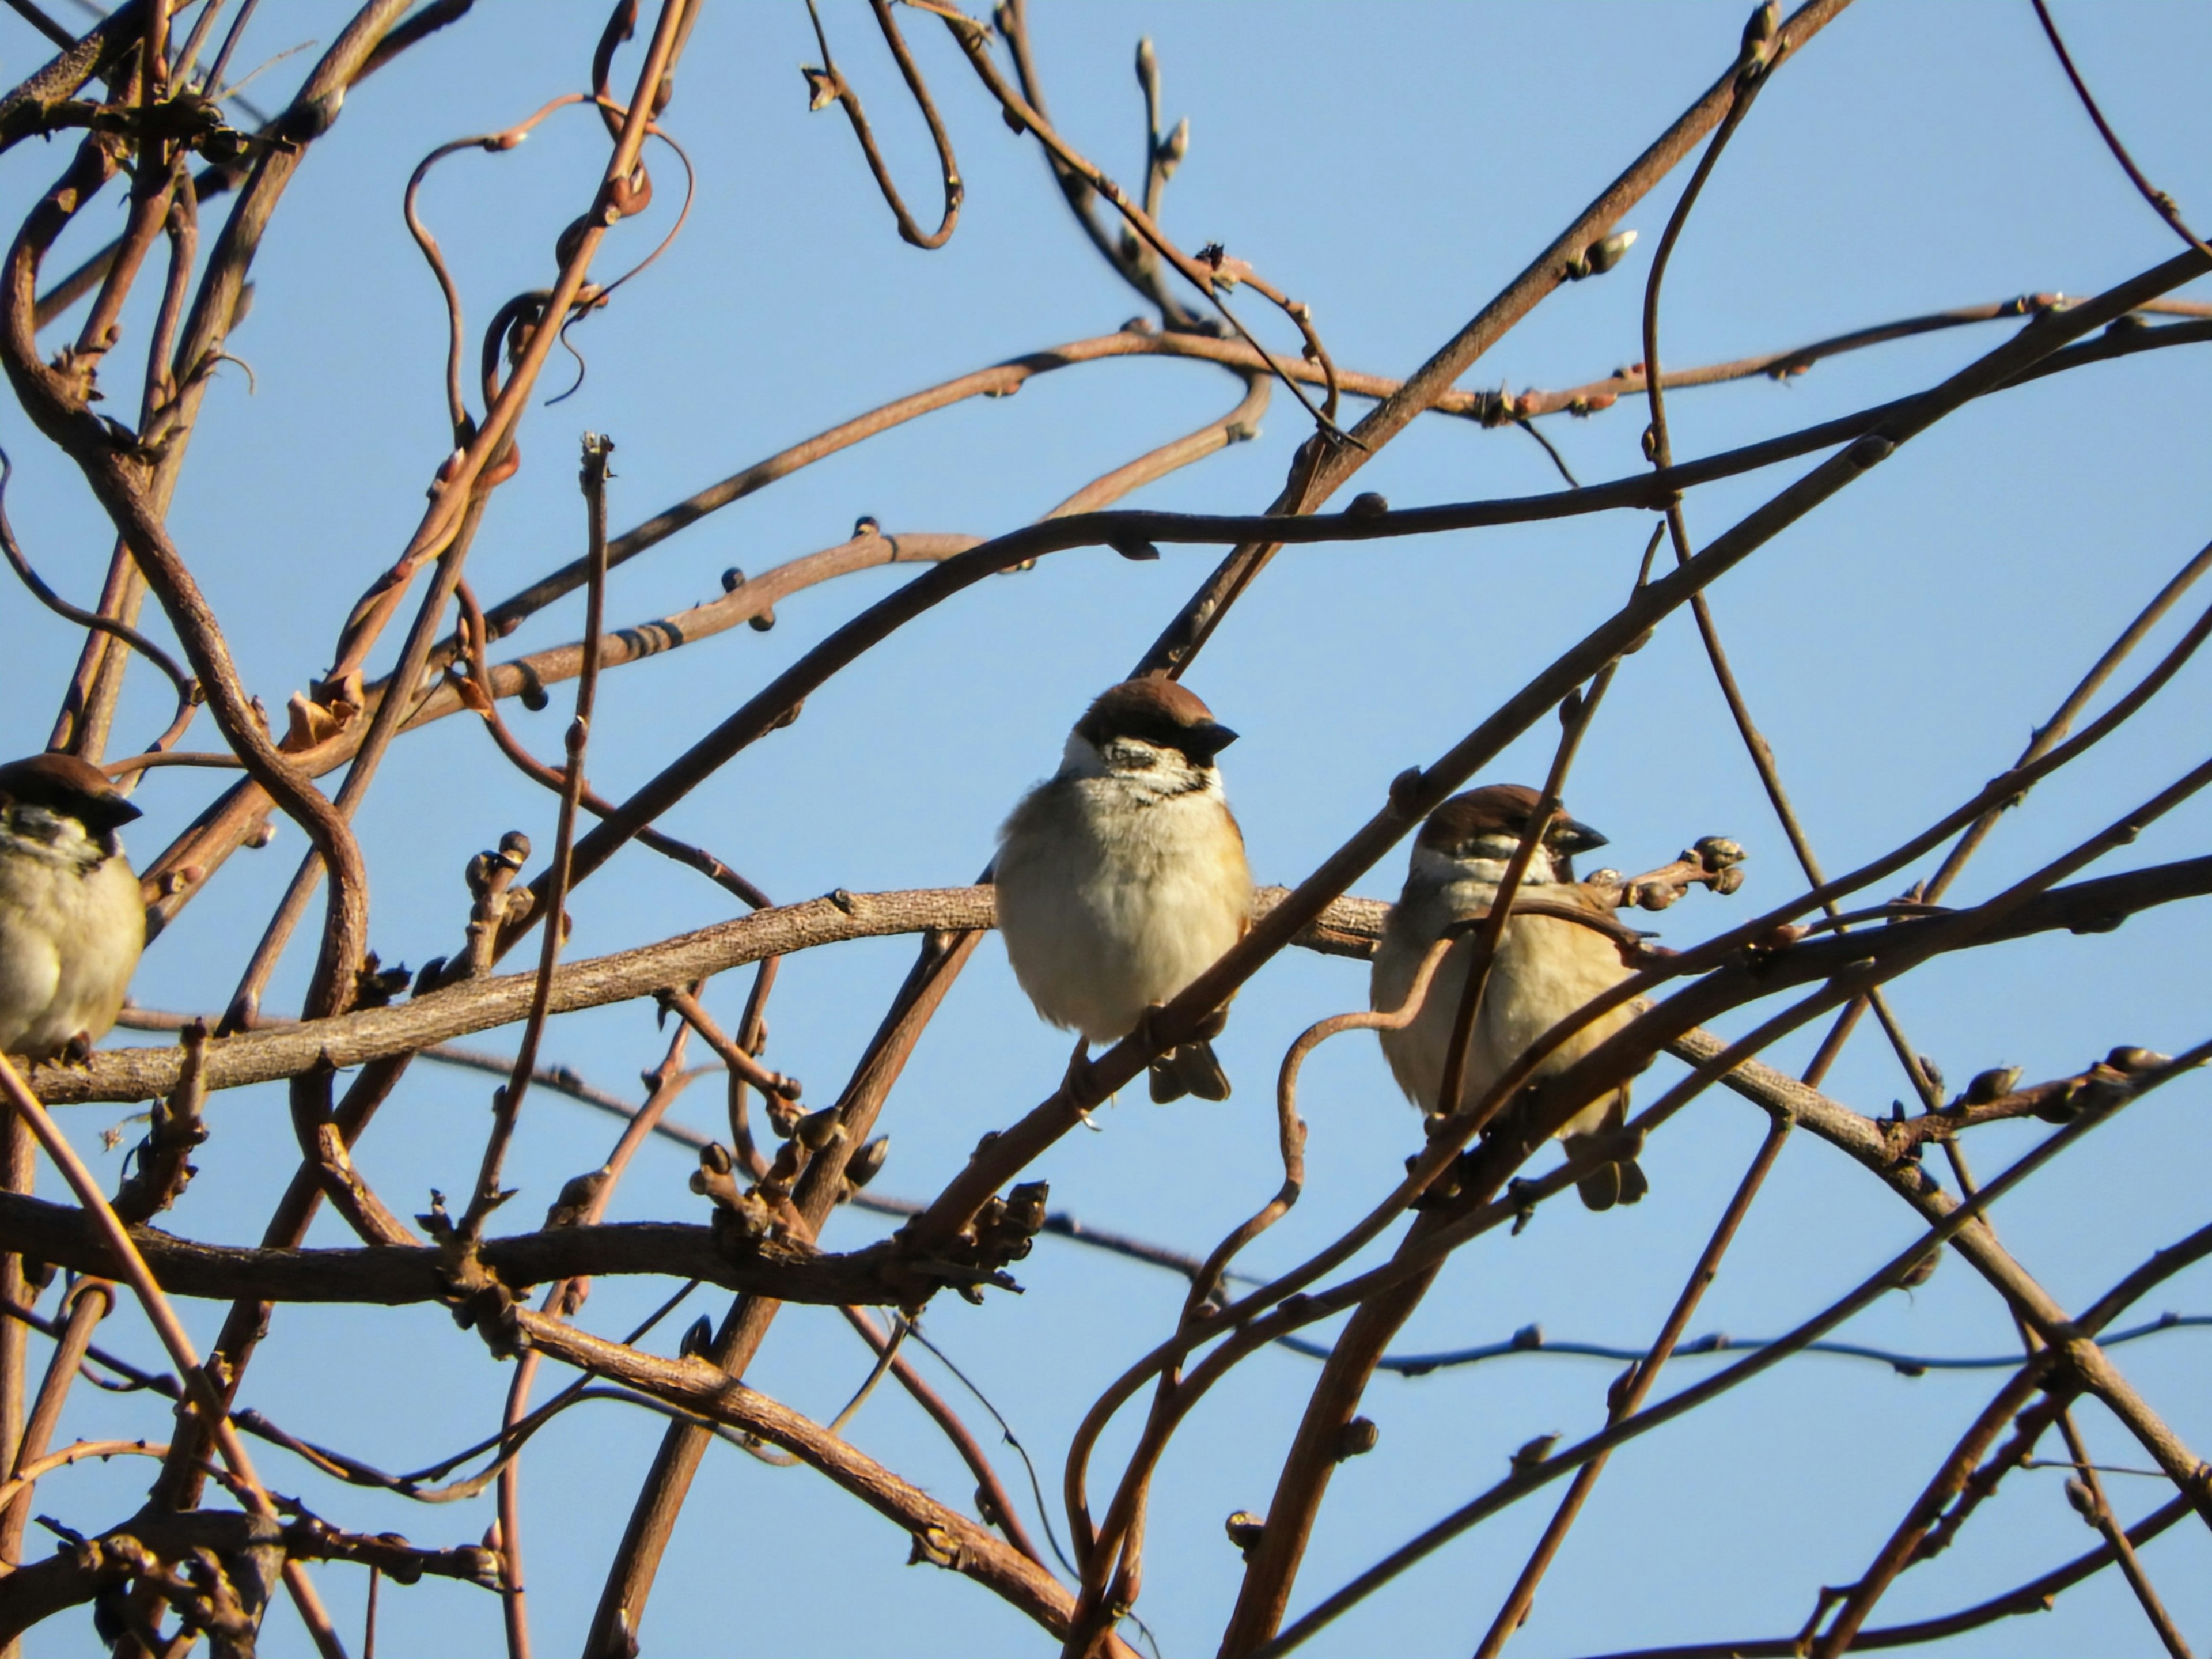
[1150,1039,1232,1104]
[1564,1087,1649,1211]
[1571,1151,1649,1211]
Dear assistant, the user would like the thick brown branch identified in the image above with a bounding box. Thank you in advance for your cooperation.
[0,1190,910,1308]
[0,0,147,156]
[48,887,997,1104]
[0,1507,497,1645]
[38,855,2210,1109]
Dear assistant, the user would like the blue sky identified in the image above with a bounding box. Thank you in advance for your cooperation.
[0,2,2207,1655]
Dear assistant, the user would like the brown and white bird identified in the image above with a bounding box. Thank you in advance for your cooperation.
[994,679,1253,1103]
[0,754,145,1064]
[1372,783,1645,1210]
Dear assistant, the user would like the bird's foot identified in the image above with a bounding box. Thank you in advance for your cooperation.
[1061,1037,1107,1119]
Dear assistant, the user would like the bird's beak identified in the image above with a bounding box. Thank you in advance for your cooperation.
[1184,721,1239,761]
[81,795,142,832]
[1548,816,1607,854]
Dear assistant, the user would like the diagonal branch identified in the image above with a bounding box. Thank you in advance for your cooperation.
[512,1305,1130,1654]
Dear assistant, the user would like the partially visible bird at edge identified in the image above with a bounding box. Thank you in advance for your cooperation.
[0,753,145,1066]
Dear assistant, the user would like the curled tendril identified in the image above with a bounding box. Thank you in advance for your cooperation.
[547,120,696,406]
[406,93,594,433]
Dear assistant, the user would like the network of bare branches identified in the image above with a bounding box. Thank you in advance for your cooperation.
[0,2,2203,1656]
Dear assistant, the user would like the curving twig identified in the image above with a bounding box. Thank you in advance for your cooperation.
[1060,938,1454,1618]
[207,0,705,1039]
[0,448,198,733]
[800,0,961,249]
[2030,0,2212,264]
[319,0,694,692]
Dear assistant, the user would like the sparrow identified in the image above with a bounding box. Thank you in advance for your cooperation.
[1371,783,1646,1210]
[994,679,1253,1103]
[0,753,145,1064]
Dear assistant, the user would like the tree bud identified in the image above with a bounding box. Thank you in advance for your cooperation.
[849,1137,891,1188]
[1963,1065,2021,1105]
[1585,228,1637,275]
[795,1107,846,1151]
[1335,1418,1379,1461]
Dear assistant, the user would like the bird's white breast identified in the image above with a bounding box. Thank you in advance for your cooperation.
[1373,853,1632,1135]
[0,828,143,1060]
[995,769,1250,1045]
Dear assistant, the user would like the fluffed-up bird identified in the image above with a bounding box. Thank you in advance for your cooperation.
[1372,783,1646,1210]
[994,679,1253,1103]
[0,753,145,1063]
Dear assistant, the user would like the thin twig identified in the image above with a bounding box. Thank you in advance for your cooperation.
[1475,1114,1793,1656]
[2052,1410,2195,1658]
[2030,0,2212,263]
[0,449,199,728]
[800,0,961,249]
[465,434,615,1238]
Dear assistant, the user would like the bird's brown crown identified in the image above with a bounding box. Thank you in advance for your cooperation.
[1074,679,1238,765]
[1418,783,1605,859]
[1418,784,1544,853]
[0,753,141,834]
